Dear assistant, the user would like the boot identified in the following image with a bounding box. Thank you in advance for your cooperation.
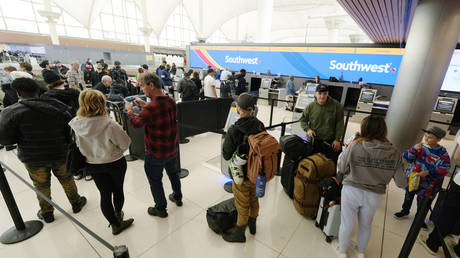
[111,218,134,235]
[248,217,256,235]
[223,225,246,243]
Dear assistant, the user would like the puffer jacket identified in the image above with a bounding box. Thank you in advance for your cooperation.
[41,88,80,117]
[0,98,72,163]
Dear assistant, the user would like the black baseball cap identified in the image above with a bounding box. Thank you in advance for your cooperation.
[422,126,446,139]
[237,93,255,111]
[316,84,328,92]
[208,68,215,74]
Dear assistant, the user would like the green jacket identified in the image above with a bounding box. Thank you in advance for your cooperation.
[300,97,344,142]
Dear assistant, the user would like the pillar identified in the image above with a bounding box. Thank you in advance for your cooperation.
[256,0,274,43]
[349,33,366,43]
[38,0,60,45]
[386,0,460,151]
[139,27,153,53]
[324,17,346,43]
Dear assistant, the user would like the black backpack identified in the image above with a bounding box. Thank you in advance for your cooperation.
[110,68,127,87]
[206,198,237,234]
[280,134,314,161]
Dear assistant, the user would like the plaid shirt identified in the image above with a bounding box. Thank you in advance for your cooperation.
[128,96,178,159]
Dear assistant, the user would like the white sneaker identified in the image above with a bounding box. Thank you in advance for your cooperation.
[333,242,347,258]
[338,253,347,258]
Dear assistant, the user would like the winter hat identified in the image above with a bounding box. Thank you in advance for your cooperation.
[42,69,60,84]
[422,126,446,139]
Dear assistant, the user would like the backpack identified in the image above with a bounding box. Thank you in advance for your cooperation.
[110,68,126,86]
[206,198,237,234]
[280,134,314,161]
[247,131,281,184]
[293,153,336,218]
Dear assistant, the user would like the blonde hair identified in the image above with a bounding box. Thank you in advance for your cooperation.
[77,89,108,117]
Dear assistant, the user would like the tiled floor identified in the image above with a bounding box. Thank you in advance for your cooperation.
[0,104,457,257]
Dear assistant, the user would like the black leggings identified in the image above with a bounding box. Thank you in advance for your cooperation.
[88,158,127,225]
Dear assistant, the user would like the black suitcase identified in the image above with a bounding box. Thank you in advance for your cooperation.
[280,135,313,161]
[281,158,298,199]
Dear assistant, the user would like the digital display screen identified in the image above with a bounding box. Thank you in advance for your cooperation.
[360,91,375,103]
[261,78,271,88]
[436,100,455,113]
[441,50,460,92]
[307,85,317,92]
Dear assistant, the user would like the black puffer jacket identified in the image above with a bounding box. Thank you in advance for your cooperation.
[0,98,72,163]
[222,116,264,160]
[41,88,80,117]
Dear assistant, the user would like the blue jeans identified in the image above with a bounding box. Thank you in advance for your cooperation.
[144,153,182,210]
[401,189,422,214]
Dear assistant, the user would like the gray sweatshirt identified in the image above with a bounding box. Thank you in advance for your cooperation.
[338,139,408,194]
[69,116,131,164]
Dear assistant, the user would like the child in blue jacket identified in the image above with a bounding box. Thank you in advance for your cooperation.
[394,127,451,224]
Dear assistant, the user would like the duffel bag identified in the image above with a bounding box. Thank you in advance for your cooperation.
[206,198,237,234]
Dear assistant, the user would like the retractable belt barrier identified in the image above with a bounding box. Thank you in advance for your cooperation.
[0,161,130,258]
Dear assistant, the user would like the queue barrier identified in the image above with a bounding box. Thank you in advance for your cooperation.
[0,161,129,258]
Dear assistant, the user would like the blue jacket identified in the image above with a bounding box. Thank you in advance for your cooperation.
[161,69,172,86]
[286,80,296,96]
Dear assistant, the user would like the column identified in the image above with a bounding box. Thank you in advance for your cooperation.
[349,33,366,43]
[139,27,153,53]
[324,17,346,43]
[38,0,60,45]
[256,0,274,42]
[386,0,460,150]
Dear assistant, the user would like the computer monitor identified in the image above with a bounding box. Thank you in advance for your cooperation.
[359,90,376,103]
[306,84,317,93]
[434,97,457,113]
[261,78,272,89]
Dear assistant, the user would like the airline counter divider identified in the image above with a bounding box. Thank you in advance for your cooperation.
[350,88,378,122]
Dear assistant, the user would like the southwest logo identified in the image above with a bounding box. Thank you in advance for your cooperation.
[329,60,396,73]
[225,56,259,65]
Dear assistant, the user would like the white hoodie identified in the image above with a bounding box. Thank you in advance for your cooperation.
[69,116,131,164]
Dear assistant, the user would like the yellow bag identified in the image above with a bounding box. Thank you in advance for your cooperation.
[408,172,420,192]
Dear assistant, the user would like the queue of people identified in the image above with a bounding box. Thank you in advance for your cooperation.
[0,62,459,258]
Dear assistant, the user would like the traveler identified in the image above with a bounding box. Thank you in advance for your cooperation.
[204,68,218,98]
[156,61,166,76]
[41,68,79,117]
[125,73,182,218]
[299,84,344,161]
[67,61,85,91]
[110,60,128,87]
[177,69,199,101]
[160,64,173,92]
[394,126,450,223]
[69,89,134,235]
[53,61,69,78]
[191,71,203,99]
[337,115,407,258]
[19,62,33,76]
[171,63,177,76]
[0,78,87,223]
[222,93,264,243]
[220,67,232,81]
[94,62,108,85]
[93,75,112,96]
[235,69,247,96]
[39,60,54,78]
[419,133,460,256]
[285,75,296,111]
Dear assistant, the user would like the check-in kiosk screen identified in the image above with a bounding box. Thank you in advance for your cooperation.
[436,100,455,113]
[360,91,375,103]
[261,78,271,89]
[307,85,316,92]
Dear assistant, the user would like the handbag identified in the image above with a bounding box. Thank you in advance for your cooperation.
[66,140,86,175]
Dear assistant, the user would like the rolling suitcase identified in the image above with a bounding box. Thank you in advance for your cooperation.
[281,158,298,199]
[315,197,341,243]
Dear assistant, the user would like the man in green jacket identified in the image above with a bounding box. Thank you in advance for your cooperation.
[300,84,344,161]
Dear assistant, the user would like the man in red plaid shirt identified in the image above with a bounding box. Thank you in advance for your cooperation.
[125,73,183,218]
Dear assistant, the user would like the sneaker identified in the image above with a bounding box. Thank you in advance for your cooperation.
[5,145,16,151]
[115,211,124,223]
[418,234,437,255]
[37,210,54,223]
[168,193,183,207]
[72,196,87,213]
[85,175,92,181]
[333,242,347,258]
[356,252,365,258]
[73,174,84,180]
[147,207,168,218]
[394,211,409,219]
[0,145,4,150]
[111,218,134,235]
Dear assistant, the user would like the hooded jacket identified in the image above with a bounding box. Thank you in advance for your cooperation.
[222,116,264,161]
[338,139,408,194]
[69,116,131,164]
[41,88,80,117]
[0,98,72,163]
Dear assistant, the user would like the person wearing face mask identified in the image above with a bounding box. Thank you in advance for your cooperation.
[299,84,344,162]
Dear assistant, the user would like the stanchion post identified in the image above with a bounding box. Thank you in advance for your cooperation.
[0,164,43,244]
[398,196,433,258]
[342,110,352,143]
[269,98,275,127]
[176,142,189,179]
